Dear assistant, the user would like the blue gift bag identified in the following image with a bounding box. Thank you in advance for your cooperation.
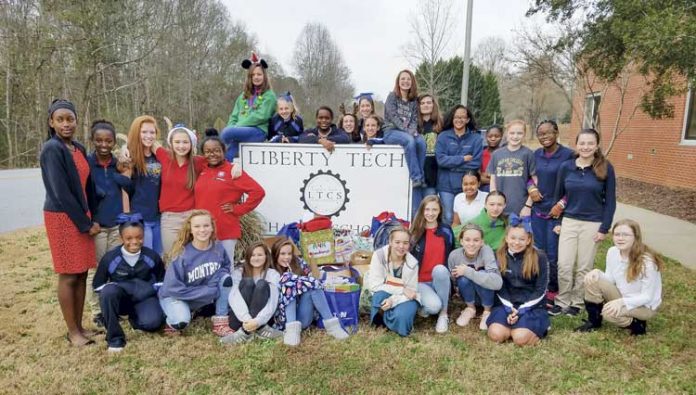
[318,288,361,334]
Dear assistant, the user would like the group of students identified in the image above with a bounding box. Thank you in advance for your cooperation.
[39,51,663,351]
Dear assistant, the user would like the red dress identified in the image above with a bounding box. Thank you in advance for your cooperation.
[44,148,96,274]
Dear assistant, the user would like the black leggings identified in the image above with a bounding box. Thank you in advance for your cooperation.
[228,278,271,331]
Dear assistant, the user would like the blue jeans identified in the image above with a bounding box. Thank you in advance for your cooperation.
[371,291,419,337]
[438,190,460,225]
[532,214,559,292]
[456,276,495,307]
[285,289,333,329]
[383,129,426,182]
[423,187,437,197]
[220,126,266,160]
[417,265,451,315]
[160,275,232,327]
[143,220,162,255]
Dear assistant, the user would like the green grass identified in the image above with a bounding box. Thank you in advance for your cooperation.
[0,228,695,394]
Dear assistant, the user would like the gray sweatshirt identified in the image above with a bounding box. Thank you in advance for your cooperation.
[447,245,502,291]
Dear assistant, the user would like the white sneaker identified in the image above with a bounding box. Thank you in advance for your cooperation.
[107,346,124,353]
[417,308,429,318]
[456,307,476,327]
[479,311,491,330]
[435,315,449,333]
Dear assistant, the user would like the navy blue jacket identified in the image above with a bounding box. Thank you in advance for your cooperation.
[93,246,165,301]
[87,154,132,228]
[410,223,454,266]
[532,145,575,214]
[498,249,548,314]
[435,128,484,193]
[298,125,351,144]
[129,154,161,222]
[40,137,97,233]
[268,113,304,141]
[554,160,616,233]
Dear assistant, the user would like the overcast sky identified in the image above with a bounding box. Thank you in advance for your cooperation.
[221,0,541,100]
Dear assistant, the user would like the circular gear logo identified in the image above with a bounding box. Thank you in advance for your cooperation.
[299,170,350,217]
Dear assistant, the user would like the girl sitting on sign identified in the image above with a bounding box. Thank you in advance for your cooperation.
[221,52,277,160]
[298,106,350,151]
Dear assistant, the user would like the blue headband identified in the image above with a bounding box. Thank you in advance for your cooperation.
[116,212,144,225]
[508,213,533,234]
[354,92,374,101]
[279,91,293,103]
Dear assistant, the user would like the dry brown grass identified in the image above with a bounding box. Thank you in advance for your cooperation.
[1,228,695,394]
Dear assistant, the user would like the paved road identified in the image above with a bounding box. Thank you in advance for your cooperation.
[0,168,45,233]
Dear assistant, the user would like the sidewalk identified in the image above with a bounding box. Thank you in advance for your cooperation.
[614,203,696,270]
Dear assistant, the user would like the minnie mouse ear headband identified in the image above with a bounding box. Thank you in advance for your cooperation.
[354,92,374,101]
[167,123,198,148]
[241,52,268,69]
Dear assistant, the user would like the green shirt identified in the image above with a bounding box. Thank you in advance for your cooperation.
[227,90,277,134]
[453,209,506,251]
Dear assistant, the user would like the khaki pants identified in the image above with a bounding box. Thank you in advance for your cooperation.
[88,225,121,316]
[555,217,601,309]
[161,210,192,259]
[585,277,657,327]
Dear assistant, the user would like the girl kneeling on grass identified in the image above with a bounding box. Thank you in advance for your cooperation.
[271,239,349,346]
[93,218,165,352]
[221,242,282,344]
[367,227,421,337]
[449,223,502,330]
[575,219,663,336]
[158,210,233,337]
[487,216,549,346]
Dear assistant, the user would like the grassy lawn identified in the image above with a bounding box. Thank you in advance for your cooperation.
[1,227,694,394]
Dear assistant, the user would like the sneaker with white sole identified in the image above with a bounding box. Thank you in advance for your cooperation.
[220,330,252,345]
[107,346,124,353]
[256,325,283,340]
[456,307,476,327]
[417,308,429,318]
[479,311,491,330]
[435,315,449,333]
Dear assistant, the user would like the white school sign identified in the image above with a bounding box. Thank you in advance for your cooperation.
[240,143,412,235]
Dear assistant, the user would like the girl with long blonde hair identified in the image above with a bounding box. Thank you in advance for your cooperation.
[158,210,234,336]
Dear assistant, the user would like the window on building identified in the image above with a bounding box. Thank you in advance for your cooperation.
[684,89,696,141]
[583,93,601,129]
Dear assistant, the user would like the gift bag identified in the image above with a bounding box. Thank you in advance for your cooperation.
[334,234,355,264]
[317,286,361,334]
[300,229,335,266]
[351,235,374,252]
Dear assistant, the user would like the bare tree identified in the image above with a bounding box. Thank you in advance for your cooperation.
[473,37,509,78]
[403,0,457,97]
[512,21,642,154]
[292,22,354,120]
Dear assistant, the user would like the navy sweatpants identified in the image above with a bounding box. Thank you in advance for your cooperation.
[100,284,164,348]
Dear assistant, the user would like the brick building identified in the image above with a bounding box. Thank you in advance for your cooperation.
[563,75,696,190]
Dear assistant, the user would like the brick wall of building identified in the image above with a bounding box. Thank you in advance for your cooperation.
[563,74,696,190]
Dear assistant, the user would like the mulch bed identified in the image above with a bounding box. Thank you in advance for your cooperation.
[616,177,696,224]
